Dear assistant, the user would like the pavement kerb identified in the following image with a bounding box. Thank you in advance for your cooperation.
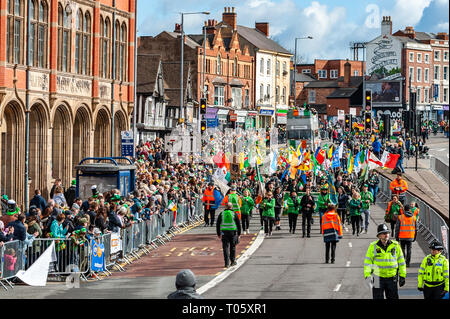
[196,230,265,295]
[376,168,449,223]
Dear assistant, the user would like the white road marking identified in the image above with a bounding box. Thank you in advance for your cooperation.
[346,261,351,267]
[437,148,446,152]
[333,284,342,292]
[348,242,353,248]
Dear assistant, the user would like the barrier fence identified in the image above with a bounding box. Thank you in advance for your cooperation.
[430,156,449,183]
[0,198,204,290]
[378,175,449,258]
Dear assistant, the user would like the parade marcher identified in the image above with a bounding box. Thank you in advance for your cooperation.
[317,185,330,233]
[367,171,380,204]
[410,201,420,222]
[385,195,403,237]
[348,192,362,236]
[364,224,407,299]
[321,203,343,264]
[337,186,349,226]
[418,241,449,299]
[274,187,284,231]
[261,191,275,236]
[167,269,203,299]
[360,184,374,234]
[395,205,417,267]
[300,186,315,238]
[216,202,241,268]
[202,183,216,227]
[240,189,255,235]
[222,186,242,220]
[285,191,300,234]
[389,172,408,205]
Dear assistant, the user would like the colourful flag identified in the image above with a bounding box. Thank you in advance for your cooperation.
[331,150,340,168]
[348,151,354,174]
[327,173,337,205]
[328,145,334,160]
[316,149,326,165]
[239,152,245,170]
[383,153,400,169]
[270,151,278,174]
[368,151,383,170]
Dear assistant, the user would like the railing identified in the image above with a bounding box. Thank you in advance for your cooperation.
[0,198,204,290]
[430,156,449,183]
[378,174,449,258]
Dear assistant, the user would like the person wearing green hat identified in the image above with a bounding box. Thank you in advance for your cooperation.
[360,184,374,234]
[1,195,9,215]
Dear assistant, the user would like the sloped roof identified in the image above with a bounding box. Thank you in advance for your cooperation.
[294,73,317,82]
[136,54,161,94]
[305,81,339,88]
[165,31,200,49]
[327,87,358,98]
[161,61,191,105]
[236,25,292,55]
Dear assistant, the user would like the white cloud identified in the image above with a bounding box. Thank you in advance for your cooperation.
[436,21,449,30]
[390,0,433,27]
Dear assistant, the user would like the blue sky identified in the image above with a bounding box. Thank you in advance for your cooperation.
[137,0,449,62]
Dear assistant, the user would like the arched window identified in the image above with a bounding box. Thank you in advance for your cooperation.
[114,21,120,80]
[83,12,91,75]
[260,58,264,75]
[58,4,71,72]
[74,10,82,72]
[276,60,280,76]
[100,17,111,78]
[216,54,221,75]
[267,59,271,75]
[120,23,127,81]
[6,0,24,64]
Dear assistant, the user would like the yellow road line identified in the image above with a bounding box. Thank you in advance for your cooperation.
[170,248,177,252]
[189,247,196,251]
[215,272,222,276]
[177,252,183,256]
[202,247,208,251]
[183,247,189,251]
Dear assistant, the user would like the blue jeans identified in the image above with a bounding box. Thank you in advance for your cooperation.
[361,209,370,231]
[396,159,405,173]
[368,185,378,203]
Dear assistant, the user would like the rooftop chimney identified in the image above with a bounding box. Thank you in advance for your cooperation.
[222,7,237,30]
[344,59,351,86]
[205,19,217,34]
[436,32,449,40]
[255,22,269,37]
[174,23,181,33]
[404,26,416,39]
[381,16,392,36]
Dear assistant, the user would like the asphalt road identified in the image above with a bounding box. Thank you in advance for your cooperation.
[424,134,449,164]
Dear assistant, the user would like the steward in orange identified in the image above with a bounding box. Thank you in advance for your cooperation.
[202,183,216,227]
[395,205,417,267]
[222,185,242,220]
[389,172,408,205]
[321,203,343,264]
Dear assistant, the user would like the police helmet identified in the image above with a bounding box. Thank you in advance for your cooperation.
[429,241,444,251]
[377,224,390,236]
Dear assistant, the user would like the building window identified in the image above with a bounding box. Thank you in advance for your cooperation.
[259,84,264,102]
[283,62,287,76]
[276,60,280,76]
[409,52,414,62]
[266,84,271,100]
[282,86,286,104]
[417,67,422,82]
[417,53,422,63]
[245,89,249,108]
[425,68,429,82]
[231,87,242,109]
[58,4,72,72]
[120,23,127,81]
[444,51,449,62]
[275,86,279,103]
[214,86,224,106]
[308,90,316,104]
[425,54,429,63]
[444,88,448,103]
[318,70,327,79]
[216,55,221,75]
[434,50,441,61]
[443,66,448,81]
[330,69,338,79]
[434,65,440,80]
[30,1,48,68]
[260,58,264,75]
[100,16,111,78]
[114,21,126,81]
[417,88,421,103]
[424,88,429,102]
[302,69,311,74]
[267,59,271,75]
[409,67,414,81]
[233,58,238,77]
[6,0,24,64]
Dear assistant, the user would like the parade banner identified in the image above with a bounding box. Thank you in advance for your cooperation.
[91,240,105,272]
[110,232,122,255]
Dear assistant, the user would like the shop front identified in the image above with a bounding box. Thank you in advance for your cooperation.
[205,107,219,129]
[235,110,247,129]
[246,111,258,129]
[259,108,274,129]
[217,109,230,131]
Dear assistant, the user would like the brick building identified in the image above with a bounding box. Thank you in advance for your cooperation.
[0,0,136,208]
[294,59,365,81]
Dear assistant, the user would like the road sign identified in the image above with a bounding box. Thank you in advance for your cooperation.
[121,131,134,157]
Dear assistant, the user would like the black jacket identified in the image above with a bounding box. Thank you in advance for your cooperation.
[167,287,203,299]
[107,211,122,232]
[7,220,27,241]
[337,193,349,210]
[300,194,315,214]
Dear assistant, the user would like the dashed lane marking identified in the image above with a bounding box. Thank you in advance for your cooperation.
[333,284,342,292]
[177,252,183,257]
[202,247,208,251]
[348,242,353,248]
[346,261,351,267]
[189,247,196,251]
[170,248,177,252]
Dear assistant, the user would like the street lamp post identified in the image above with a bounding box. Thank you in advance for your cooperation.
[179,11,210,126]
[292,36,313,108]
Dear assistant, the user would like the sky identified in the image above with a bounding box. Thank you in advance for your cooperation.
[137,0,449,63]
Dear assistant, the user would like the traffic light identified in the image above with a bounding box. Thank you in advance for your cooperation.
[365,90,372,112]
[200,98,207,115]
[200,120,207,133]
[364,112,372,134]
[382,113,391,139]
[410,92,417,112]
[402,110,414,132]
[345,114,352,132]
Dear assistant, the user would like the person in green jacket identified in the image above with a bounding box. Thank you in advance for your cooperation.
[360,184,374,234]
[285,191,300,234]
[317,185,330,233]
[348,192,362,236]
[261,191,275,236]
[241,189,255,235]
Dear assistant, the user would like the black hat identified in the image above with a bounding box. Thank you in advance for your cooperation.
[429,240,444,250]
[377,224,390,236]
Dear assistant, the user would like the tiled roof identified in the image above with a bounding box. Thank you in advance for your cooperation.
[236,25,292,55]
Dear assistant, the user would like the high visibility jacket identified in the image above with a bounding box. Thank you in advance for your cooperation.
[222,193,242,212]
[389,178,408,196]
[418,253,449,291]
[220,210,238,231]
[364,240,407,279]
[411,207,420,220]
[396,213,416,241]
[321,210,343,242]
[202,188,215,210]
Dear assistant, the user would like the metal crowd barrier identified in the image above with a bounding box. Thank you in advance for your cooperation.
[430,156,449,183]
[0,198,205,289]
[378,174,449,257]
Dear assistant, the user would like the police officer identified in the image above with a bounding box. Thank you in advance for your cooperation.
[364,224,407,299]
[216,202,241,268]
[418,241,449,299]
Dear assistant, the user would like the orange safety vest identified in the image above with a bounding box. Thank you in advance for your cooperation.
[202,188,215,209]
[389,178,408,196]
[411,206,420,219]
[397,213,416,240]
[321,210,343,236]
